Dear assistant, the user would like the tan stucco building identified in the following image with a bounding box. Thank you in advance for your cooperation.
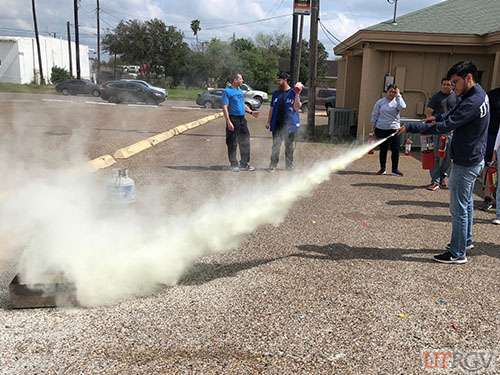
[334,0,500,140]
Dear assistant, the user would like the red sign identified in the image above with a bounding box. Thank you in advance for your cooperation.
[294,0,311,15]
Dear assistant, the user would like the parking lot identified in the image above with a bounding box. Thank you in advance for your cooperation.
[0,92,499,374]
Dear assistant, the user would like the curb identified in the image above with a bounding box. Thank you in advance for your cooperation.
[79,112,224,171]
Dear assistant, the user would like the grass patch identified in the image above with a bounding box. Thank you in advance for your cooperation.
[0,82,56,94]
[166,88,202,101]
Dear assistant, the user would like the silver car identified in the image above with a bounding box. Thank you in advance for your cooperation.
[196,89,261,110]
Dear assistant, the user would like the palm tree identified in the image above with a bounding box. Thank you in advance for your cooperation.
[190,19,201,47]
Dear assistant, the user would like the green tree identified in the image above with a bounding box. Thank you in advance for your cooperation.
[298,40,329,84]
[102,19,189,87]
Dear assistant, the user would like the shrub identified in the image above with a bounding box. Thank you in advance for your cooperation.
[51,66,70,83]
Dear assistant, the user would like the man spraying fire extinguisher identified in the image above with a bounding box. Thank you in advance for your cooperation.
[424,77,457,191]
[398,61,489,264]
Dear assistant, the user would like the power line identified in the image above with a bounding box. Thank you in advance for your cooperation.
[265,0,284,18]
[203,14,291,31]
[318,20,342,44]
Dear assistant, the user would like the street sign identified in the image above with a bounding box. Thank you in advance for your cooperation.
[294,0,311,15]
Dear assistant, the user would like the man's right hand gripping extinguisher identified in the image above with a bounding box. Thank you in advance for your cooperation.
[437,135,448,158]
[367,132,375,155]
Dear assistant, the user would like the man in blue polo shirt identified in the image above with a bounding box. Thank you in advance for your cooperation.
[222,73,260,172]
[399,61,489,264]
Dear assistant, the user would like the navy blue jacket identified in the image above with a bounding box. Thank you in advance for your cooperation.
[405,84,489,166]
[269,89,301,133]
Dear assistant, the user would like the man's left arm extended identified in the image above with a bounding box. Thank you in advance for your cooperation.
[399,102,476,135]
[244,104,260,118]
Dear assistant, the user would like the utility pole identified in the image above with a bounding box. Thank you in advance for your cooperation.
[290,14,298,84]
[295,15,304,83]
[66,21,73,77]
[307,0,319,140]
[96,0,101,83]
[73,0,81,79]
[31,0,44,84]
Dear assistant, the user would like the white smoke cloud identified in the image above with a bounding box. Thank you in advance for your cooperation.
[0,133,382,307]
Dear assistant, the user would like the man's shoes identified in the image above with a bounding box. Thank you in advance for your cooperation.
[446,243,474,251]
[231,166,240,172]
[493,217,500,225]
[479,196,493,211]
[426,183,439,191]
[439,179,448,188]
[391,169,403,177]
[240,165,255,171]
[286,166,296,172]
[377,168,386,175]
[268,166,276,173]
[433,251,467,264]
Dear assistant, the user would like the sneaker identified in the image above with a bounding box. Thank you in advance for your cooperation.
[446,243,474,251]
[433,251,467,264]
[377,168,386,175]
[240,165,255,171]
[268,166,276,173]
[493,217,500,225]
[439,180,448,188]
[391,169,404,177]
[479,197,493,211]
[286,166,297,172]
[231,166,240,172]
[426,183,439,191]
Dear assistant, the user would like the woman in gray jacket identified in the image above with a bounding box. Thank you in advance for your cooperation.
[371,84,406,176]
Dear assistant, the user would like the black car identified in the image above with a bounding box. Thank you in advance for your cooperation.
[325,93,337,110]
[100,80,166,105]
[55,79,101,97]
[196,89,261,110]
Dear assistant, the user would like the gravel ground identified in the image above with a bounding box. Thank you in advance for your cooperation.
[0,93,499,374]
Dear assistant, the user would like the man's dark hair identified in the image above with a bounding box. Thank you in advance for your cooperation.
[229,72,241,83]
[446,61,478,82]
[441,77,451,83]
[387,84,398,90]
[277,72,289,80]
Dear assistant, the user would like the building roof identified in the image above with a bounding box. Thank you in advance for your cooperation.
[365,0,500,35]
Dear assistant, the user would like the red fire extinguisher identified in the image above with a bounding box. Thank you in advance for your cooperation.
[405,138,412,156]
[487,163,498,195]
[367,132,375,155]
[437,136,448,158]
[420,134,435,170]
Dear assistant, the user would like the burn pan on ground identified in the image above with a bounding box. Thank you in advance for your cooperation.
[9,274,77,309]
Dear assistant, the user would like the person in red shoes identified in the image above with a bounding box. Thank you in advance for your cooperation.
[425,77,457,191]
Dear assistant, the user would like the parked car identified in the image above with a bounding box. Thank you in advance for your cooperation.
[300,87,337,113]
[100,80,166,105]
[196,89,262,110]
[55,79,101,97]
[239,84,268,103]
[325,93,337,110]
[120,79,168,97]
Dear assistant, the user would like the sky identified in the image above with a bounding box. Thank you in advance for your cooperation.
[1,0,446,60]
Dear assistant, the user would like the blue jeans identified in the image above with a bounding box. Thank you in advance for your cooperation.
[429,134,452,184]
[448,161,484,258]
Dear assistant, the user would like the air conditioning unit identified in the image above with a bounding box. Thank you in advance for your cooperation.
[328,108,357,138]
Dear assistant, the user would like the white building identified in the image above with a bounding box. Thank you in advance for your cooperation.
[0,35,90,84]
